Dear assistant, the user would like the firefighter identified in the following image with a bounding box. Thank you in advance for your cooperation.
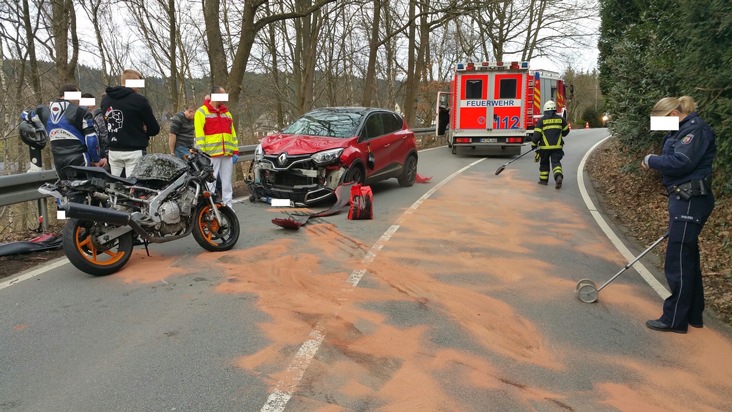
[531,100,570,188]
[642,96,716,334]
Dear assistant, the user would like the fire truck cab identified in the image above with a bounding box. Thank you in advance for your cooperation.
[436,61,568,156]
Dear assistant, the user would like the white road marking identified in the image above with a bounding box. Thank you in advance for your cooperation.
[260,158,487,412]
[0,257,69,291]
[2,145,670,409]
[577,136,671,299]
[0,196,252,289]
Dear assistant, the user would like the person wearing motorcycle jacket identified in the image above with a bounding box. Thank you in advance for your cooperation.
[20,84,105,180]
[194,86,238,208]
[642,95,716,334]
[531,100,570,189]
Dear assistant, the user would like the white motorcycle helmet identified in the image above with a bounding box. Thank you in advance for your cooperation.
[543,100,556,112]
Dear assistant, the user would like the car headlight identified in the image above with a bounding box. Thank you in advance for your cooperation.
[254,144,264,161]
[311,148,344,165]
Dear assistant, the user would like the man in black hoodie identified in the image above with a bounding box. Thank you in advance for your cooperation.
[101,69,160,177]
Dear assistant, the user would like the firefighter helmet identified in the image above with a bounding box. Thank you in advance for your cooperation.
[19,121,48,150]
[543,101,556,112]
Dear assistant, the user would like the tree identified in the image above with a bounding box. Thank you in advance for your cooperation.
[202,0,338,128]
[598,0,732,194]
[50,0,79,84]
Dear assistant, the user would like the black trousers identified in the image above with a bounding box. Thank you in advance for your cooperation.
[659,193,715,330]
[538,149,563,182]
[53,152,88,180]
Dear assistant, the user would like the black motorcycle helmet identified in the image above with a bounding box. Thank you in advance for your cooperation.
[19,121,48,150]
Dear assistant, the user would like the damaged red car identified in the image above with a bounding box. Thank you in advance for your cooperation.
[246,107,418,205]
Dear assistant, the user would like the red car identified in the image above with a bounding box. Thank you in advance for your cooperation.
[246,107,418,205]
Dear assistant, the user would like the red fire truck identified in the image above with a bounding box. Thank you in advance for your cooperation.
[436,61,570,156]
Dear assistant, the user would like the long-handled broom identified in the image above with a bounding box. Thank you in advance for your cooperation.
[495,147,539,175]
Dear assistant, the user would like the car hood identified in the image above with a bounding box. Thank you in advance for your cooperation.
[260,134,356,155]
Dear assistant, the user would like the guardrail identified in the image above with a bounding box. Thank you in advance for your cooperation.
[0,127,437,225]
[0,170,60,208]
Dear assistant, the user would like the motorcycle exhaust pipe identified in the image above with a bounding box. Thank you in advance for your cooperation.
[63,202,131,226]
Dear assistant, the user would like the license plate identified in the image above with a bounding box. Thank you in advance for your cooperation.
[481,138,497,143]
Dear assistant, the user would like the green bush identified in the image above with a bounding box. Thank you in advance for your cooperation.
[581,107,603,128]
[598,0,732,195]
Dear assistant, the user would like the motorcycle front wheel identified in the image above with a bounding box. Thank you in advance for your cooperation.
[192,204,240,252]
[62,218,134,276]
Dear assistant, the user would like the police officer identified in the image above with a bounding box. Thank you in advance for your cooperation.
[531,100,570,188]
[20,84,105,180]
[642,95,716,334]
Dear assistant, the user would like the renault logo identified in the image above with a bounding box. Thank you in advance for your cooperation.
[278,152,287,165]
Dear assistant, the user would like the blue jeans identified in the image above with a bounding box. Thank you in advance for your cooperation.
[174,145,190,159]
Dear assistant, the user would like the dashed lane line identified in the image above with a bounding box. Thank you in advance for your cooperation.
[259,158,486,412]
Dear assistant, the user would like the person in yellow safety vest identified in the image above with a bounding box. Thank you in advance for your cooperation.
[194,86,238,208]
[531,100,570,189]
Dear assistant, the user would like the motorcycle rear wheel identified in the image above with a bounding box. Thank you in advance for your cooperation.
[62,218,134,276]
[192,204,240,252]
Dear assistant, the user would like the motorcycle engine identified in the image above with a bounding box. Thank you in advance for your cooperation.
[159,201,181,225]
[152,187,198,235]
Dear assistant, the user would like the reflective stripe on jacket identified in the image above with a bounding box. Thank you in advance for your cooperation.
[532,112,569,150]
[194,102,238,157]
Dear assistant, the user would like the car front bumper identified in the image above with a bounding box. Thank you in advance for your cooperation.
[245,159,345,205]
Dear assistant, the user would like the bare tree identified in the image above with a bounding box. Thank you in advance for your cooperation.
[50,0,79,84]
[78,0,112,85]
[461,0,598,66]
[360,0,381,107]
[202,0,338,127]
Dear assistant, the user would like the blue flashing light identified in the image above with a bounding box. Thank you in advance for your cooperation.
[457,63,464,70]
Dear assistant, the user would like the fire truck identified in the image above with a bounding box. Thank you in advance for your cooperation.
[436,61,571,156]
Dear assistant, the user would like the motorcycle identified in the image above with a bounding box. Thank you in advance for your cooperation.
[38,149,240,276]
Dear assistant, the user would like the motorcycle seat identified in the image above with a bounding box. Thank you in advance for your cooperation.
[68,166,137,185]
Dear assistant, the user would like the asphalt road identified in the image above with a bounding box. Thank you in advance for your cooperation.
[2,129,732,411]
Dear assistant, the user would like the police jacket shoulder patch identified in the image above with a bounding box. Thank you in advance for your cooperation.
[681,134,694,144]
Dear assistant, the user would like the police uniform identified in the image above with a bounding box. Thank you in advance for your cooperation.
[646,112,716,333]
[532,107,570,187]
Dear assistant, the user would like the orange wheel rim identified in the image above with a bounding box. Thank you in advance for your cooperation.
[74,226,126,266]
[198,205,223,245]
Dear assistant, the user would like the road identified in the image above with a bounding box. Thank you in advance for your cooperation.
[2,129,732,411]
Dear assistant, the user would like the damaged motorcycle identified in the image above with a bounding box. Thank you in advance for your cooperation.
[39,149,240,276]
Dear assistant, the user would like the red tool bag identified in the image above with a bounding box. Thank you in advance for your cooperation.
[348,184,373,220]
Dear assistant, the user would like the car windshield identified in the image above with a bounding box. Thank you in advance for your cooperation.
[282,111,362,138]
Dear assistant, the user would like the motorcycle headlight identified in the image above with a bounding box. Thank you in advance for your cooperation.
[311,148,344,165]
[254,144,264,161]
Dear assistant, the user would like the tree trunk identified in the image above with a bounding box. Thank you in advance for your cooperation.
[265,3,284,130]
[361,0,381,107]
[21,0,42,102]
[168,0,179,109]
[202,0,230,87]
[52,0,78,84]
[402,0,417,125]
